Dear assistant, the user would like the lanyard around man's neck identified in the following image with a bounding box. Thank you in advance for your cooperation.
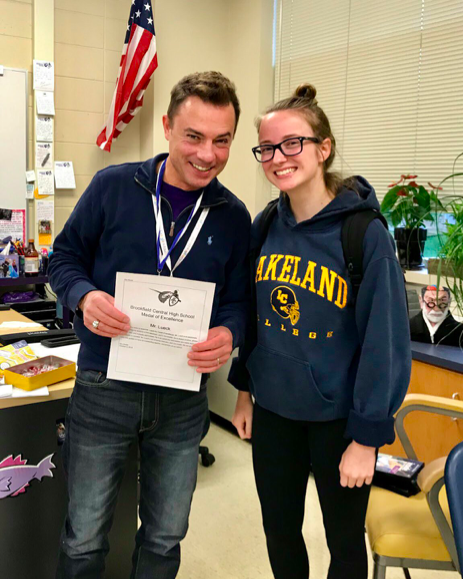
[152,159,209,276]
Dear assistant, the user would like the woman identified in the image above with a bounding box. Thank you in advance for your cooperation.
[229,84,411,579]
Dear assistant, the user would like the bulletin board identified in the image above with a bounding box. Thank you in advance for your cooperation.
[0,68,28,217]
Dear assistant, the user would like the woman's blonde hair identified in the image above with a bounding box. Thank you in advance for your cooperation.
[256,84,354,195]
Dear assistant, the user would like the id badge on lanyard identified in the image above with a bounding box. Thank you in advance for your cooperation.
[152,159,210,276]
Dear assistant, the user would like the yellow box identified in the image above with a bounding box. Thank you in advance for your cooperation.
[3,355,76,391]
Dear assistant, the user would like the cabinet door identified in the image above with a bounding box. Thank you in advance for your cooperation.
[0,399,137,579]
[382,361,463,462]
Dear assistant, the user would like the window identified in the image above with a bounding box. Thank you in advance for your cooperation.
[273,0,463,202]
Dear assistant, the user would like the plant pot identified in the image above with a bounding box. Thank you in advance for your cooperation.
[428,258,463,279]
[394,227,427,269]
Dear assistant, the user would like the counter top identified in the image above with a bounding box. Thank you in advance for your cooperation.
[0,308,47,336]
[411,341,463,374]
[0,377,74,410]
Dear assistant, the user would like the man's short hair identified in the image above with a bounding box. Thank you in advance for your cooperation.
[421,285,451,299]
[167,71,241,133]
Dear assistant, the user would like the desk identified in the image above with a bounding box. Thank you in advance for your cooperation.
[0,308,46,337]
[0,313,137,579]
[382,342,463,463]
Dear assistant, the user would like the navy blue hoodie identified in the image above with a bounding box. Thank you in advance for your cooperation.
[48,154,251,380]
[231,177,411,447]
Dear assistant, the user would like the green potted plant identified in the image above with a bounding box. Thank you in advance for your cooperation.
[380,175,444,269]
[429,153,463,318]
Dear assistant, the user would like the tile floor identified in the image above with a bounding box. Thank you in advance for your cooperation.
[176,421,458,579]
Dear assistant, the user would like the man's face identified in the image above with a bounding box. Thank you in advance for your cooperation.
[162,96,236,191]
[420,289,450,323]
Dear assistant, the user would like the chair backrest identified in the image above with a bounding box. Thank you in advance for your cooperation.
[445,441,463,575]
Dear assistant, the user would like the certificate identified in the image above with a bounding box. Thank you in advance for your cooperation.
[107,272,215,391]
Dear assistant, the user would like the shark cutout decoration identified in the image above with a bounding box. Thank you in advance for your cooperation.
[0,454,56,499]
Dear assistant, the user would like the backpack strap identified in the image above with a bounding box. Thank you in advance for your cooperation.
[342,209,388,301]
[252,198,279,254]
[229,198,279,390]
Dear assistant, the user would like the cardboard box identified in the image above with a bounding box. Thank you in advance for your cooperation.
[3,355,76,391]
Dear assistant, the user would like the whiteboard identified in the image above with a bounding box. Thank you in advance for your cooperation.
[0,68,28,215]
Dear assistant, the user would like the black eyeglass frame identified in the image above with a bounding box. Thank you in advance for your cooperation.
[423,300,450,310]
[252,136,321,163]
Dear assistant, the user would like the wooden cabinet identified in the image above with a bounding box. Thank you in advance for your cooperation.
[382,359,463,463]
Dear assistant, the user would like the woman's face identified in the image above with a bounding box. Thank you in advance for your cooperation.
[257,110,330,193]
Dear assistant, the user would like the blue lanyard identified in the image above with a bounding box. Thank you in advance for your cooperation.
[154,159,204,274]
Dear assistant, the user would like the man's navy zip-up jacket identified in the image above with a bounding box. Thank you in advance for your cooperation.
[48,153,251,384]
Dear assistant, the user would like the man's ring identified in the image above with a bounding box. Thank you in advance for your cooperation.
[92,320,100,329]
[217,357,221,366]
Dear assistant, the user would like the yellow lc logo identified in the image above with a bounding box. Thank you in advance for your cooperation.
[270,286,300,326]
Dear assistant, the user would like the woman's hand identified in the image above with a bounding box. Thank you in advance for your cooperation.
[232,391,254,439]
[339,440,376,488]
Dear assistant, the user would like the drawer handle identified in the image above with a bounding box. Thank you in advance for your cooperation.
[452,393,461,421]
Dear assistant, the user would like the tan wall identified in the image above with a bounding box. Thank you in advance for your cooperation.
[53,0,142,234]
[0,0,34,233]
[147,0,274,217]
[0,0,274,238]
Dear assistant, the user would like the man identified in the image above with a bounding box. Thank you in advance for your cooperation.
[49,71,251,579]
[410,285,463,347]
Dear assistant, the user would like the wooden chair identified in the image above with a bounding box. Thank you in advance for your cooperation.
[366,394,463,578]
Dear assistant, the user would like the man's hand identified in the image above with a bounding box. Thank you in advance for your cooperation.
[79,290,131,338]
[232,391,253,439]
[188,326,233,373]
[339,440,376,488]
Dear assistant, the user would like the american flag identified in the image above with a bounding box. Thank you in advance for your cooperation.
[96,0,158,152]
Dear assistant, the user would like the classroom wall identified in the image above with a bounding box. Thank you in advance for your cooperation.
[53,0,142,234]
[0,0,34,234]
[145,0,274,216]
[0,0,274,239]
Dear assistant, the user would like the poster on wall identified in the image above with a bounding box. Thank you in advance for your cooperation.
[36,143,53,170]
[33,60,54,92]
[0,209,26,243]
[37,198,54,246]
[36,91,55,116]
[54,161,76,189]
[36,117,53,143]
[37,170,54,196]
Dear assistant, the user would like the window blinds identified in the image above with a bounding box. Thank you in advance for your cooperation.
[273,0,463,201]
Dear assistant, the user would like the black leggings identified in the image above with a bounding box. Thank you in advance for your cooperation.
[252,403,372,579]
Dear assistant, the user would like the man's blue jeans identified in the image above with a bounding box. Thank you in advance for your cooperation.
[56,369,208,579]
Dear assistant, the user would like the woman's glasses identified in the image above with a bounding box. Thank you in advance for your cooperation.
[252,136,320,163]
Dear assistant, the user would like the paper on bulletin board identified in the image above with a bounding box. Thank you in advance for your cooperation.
[36,91,55,116]
[0,209,26,242]
[36,143,53,169]
[25,171,35,183]
[33,60,54,91]
[36,116,53,142]
[26,183,34,199]
[55,161,76,189]
[37,170,54,196]
[37,198,54,245]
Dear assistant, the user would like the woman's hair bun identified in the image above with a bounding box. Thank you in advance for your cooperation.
[293,83,317,104]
